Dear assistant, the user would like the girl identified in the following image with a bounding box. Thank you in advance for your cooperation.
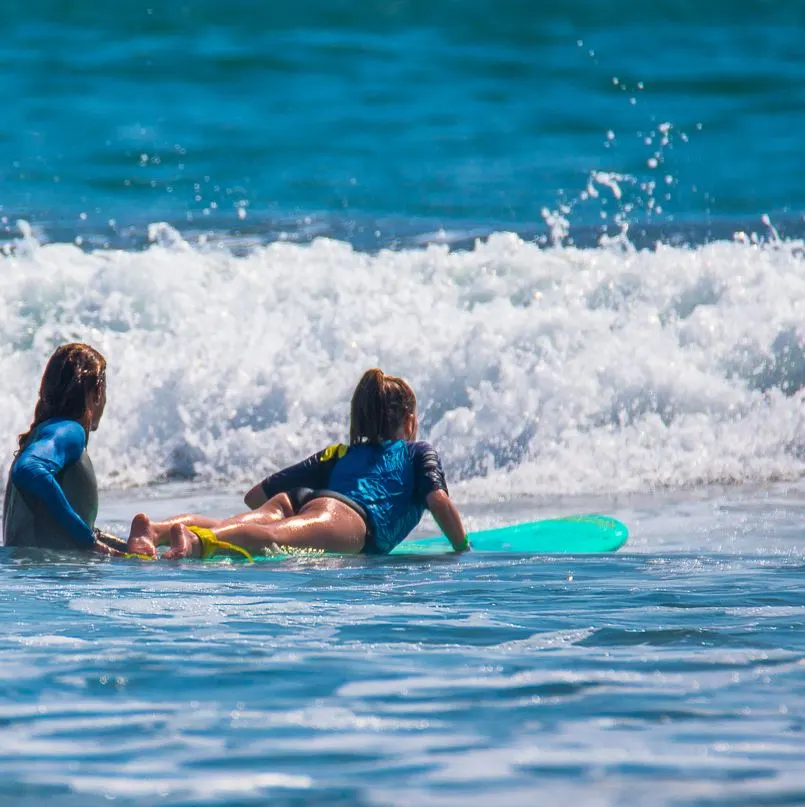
[127,368,468,559]
[3,343,121,554]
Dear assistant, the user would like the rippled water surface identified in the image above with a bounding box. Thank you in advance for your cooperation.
[2,485,804,806]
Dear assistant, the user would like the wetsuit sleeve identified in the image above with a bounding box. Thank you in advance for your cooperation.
[260,444,345,500]
[410,441,449,504]
[11,421,96,548]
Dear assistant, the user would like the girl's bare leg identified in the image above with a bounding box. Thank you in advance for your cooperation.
[128,493,296,557]
[163,497,366,559]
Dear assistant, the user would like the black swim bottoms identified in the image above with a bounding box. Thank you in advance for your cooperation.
[287,487,377,552]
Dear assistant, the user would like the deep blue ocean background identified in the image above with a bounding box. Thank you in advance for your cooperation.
[2,0,804,247]
[2,2,805,805]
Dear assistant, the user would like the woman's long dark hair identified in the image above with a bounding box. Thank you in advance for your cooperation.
[18,343,107,450]
[349,368,416,445]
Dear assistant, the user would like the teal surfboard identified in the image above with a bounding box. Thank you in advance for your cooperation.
[247,514,627,559]
[393,514,628,555]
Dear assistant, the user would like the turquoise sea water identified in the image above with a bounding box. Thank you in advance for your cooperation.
[2,1,805,804]
[2,484,805,806]
[2,0,804,245]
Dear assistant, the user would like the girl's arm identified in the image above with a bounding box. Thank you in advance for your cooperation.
[243,444,345,509]
[426,489,470,552]
[244,482,268,509]
[412,441,469,552]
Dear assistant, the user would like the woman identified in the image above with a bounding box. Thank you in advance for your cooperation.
[3,343,121,554]
[127,368,468,559]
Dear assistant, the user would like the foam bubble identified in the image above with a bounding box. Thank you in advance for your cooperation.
[2,225,805,500]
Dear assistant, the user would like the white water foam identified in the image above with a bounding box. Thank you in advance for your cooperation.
[2,223,805,501]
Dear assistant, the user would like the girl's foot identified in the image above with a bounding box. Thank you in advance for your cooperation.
[163,523,202,559]
[127,513,158,558]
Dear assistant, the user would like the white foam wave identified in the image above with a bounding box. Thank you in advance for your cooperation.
[2,223,805,500]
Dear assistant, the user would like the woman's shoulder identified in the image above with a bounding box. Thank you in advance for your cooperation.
[25,418,86,450]
[38,417,85,436]
[12,419,87,480]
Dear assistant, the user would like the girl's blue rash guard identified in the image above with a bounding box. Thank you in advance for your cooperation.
[2,418,98,549]
[260,440,449,553]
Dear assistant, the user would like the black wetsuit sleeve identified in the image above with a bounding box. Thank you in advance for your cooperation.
[410,441,449,505]
[260,446,343,500]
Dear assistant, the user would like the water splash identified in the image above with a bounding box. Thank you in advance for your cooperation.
[2,224,805,499]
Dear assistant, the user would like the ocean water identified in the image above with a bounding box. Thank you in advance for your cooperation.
[2,1,805,804]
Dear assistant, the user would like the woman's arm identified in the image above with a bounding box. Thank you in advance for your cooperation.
[12,420,96,549]
[426,489,469,552]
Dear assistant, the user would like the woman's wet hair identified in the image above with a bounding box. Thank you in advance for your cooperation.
[350,368,416,444]
[18,343,107,450]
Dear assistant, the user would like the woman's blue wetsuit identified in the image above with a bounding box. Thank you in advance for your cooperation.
[259,440,449,553]
[2,418,98,550]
